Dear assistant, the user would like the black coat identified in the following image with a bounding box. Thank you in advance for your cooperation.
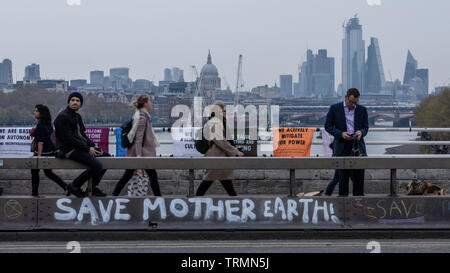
[54,107,95,154]
[33,123,55,154]
[324,102,369,156]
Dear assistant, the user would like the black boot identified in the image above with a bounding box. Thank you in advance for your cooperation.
[67,183,88,198]
[92,187,107,197]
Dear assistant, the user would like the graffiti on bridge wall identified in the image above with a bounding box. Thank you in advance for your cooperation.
[3,197,450,229]
[352,198,425,224]
[53,197,342,226]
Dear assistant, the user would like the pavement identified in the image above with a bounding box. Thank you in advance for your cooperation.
[1,239,450,253]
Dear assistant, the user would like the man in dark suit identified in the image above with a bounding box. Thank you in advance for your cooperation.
[325,88,369,196]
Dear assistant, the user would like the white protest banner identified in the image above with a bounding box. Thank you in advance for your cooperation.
[0,127,34,157]
[172,127,203,157]
[321,128,334,157]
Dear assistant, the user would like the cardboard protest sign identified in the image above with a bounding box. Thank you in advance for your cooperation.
[0,127,33,157]
[172,127,203,157]
[273,127,315,157]
[85,128,109,153]
[232,138,258,157]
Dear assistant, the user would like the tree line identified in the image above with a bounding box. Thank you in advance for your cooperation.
[0,85,135,126]
[414,88,450,140]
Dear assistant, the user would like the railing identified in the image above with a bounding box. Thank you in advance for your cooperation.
[1,156,450,197]
[111,127,450,147]
[150,127,450,133]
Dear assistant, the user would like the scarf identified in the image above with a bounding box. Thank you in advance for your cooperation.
[127,109,160,147]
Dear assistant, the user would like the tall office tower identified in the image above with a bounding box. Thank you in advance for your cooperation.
[416,68,429,96]
[164,68,172,82]
[24,63,41,82]
[293,82,301,97]
[342,16,365,93]
[365,37,386,94]
[311,49,335,97]
[299,61,308,96]
[0,59,13,85]
[110,67,131,90]
[172,67,184,82]
[403,50,418,85]
[90,70,104,87]
[402,50,429,96]
[298,49,335,97]
[279,75,293,97]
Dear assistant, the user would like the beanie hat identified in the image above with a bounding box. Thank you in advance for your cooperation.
[68,92,83,106]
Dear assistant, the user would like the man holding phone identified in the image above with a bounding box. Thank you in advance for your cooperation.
[54,92,109,198]
[325,88,369,196]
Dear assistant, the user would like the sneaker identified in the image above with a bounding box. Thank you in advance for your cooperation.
[67,183,88,198]
[92,187,107,197]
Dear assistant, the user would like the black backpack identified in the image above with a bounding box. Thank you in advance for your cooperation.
[120,119,133,148]
[194,129,210,154]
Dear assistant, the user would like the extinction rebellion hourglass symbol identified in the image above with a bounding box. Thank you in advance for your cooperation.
[4,200,23,219]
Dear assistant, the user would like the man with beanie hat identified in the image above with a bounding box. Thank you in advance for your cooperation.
[54,92,109,198]
[68,92,84,106]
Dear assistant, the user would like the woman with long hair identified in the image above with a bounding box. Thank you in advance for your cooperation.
[30,104,68,197]
[112,94,161,196]
[196,103,244,196]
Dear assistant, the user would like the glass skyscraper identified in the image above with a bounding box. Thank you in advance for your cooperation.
[298,49,335,97]
[0,59,13,86]
[279,75,293,97]
[403,50,429,96]
[365,37,386,94]
[403,50,418,85]
[90,70,104,87]
[164,68,172,82]
[110,67,131,90]
[24,63,41,82]
[342,16,365,93]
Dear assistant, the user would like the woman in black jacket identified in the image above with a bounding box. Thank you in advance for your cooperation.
[30,104,68,197]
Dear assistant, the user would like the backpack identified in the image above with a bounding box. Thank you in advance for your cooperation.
[50,131,57,150]
[120,119,134,148]
[194,128,210,154]
[31,125,58,152]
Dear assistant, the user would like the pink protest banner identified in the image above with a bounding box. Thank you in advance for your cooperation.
[85,128,109,153]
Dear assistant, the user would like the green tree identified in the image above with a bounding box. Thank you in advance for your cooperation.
[414,89,450,140]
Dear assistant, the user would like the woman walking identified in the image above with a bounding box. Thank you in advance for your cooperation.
[112,94,161,196]
[30,104,68,197]
[196,104,244,196]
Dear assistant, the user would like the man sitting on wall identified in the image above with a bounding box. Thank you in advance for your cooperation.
[54,92,110,198]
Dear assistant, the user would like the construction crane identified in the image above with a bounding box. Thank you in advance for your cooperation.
[388,70,395,100]
[442,76,450,86]
[190,65,202,97]
[222,76,231,91]
[234,54,243,106]
[150,74,156,86]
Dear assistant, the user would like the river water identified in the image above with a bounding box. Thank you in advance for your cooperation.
[151,128,420,157]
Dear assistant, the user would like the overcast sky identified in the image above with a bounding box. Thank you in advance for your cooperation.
[1,0,449,91]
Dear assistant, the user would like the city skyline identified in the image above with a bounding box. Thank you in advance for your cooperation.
[0,0,449,91]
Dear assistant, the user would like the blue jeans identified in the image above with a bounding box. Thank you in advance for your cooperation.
[68,150,110,188]
[325,170,339,196]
